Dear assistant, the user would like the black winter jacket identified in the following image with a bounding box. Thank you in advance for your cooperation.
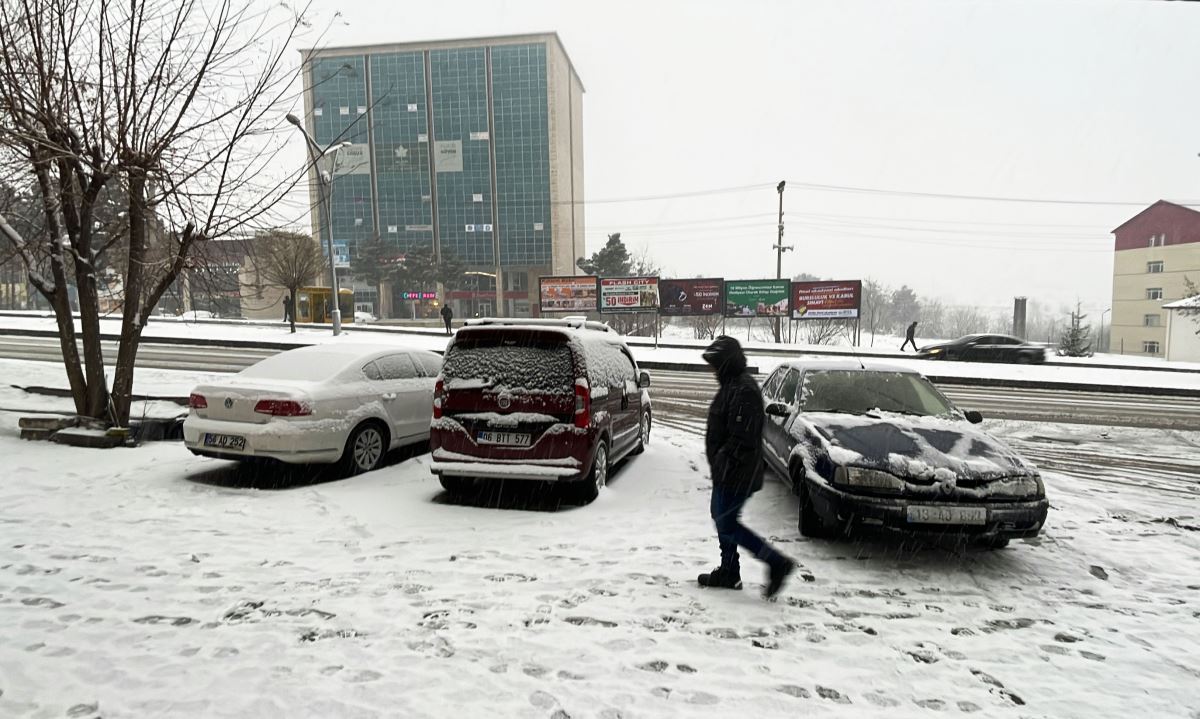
[703,337,765,496]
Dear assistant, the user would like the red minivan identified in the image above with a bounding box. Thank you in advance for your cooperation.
[430,318,652,503]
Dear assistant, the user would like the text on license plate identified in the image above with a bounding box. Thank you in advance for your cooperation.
[477,431,531,447]
[203,433,246,451]
[906,505,986,525]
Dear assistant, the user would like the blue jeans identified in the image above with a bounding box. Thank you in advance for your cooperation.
[710,485,785,573]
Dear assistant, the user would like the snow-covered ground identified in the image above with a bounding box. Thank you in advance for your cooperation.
[1,360,1198,717]
[2,314,1199,392]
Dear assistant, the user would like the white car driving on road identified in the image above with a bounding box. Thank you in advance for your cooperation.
[183,343,441,474]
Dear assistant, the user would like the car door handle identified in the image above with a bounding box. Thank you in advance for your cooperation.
[382,393,397,401]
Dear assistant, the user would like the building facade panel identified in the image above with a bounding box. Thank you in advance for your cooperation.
[301,34,583,317]
[369,51,433,256]
[1109,201,1200,355]
[430,47,494,266]
[492,43,552,268]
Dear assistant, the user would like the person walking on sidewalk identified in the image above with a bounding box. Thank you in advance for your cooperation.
[900,321,919,352]
[283,294,294,324]
[698,335,795,598]
[440,303,454,336]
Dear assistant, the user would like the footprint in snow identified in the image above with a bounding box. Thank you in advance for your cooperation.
[485,572,536,583]
[864,692,900,707]
[1080,650,1106,661]
[914,698,946,711]
[1054,632,1082,643]
[133,615,194,627]
[636,660,669,673]
[777,685,810,699]
[686,692,719,705]
[523,664,550,678]
[958,701,982,713]
[343,670,382,683]
[1089,565,1110,581]
[529,691,558,709]
[67,703,99,718]
[565,616,618,628]
[1041,644,1071,656]
[816,687,850,704]
[676,664,697,674]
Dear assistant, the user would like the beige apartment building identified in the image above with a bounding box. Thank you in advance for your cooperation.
[1109,200,1200,356]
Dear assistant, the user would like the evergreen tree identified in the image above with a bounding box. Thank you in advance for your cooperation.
[576,233,632,276]
[1057,302,1093,357]
[890,285,921,332]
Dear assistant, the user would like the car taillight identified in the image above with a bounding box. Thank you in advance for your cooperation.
[189,393,207,409]
[433,379,445,420]
[574,383,590,429]
[253,399,311,417]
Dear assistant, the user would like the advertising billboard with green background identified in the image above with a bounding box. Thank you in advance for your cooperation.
[724,279,790,317]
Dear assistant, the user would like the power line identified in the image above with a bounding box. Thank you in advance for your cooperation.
[786,181,1200,208]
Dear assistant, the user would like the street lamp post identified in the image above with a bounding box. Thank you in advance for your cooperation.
[1100,307,1111,354]
[772,180,793,343]
[286,113,350,336]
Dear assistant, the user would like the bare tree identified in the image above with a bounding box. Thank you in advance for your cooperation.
[250,231,324,333]
[0,0,313,424]
[946,306,987,337]
[803,319,851,346]
[688,313,722,340]
[859,279,891,346]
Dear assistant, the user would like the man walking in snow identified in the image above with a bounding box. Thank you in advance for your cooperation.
[440,303,454,335]
[283,294,294,324]
[699,335,795,598]
[900,321,918,352]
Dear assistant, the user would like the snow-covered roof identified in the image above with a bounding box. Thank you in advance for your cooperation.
[1163,295,1200,310]
[775,358,919,374]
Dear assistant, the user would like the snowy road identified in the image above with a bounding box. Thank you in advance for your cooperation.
[1,409,1198,718]
[3,334,1199,430]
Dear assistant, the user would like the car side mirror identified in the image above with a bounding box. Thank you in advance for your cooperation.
[964,410,983,425]
[638,371,651,389]
[765,402,791,418]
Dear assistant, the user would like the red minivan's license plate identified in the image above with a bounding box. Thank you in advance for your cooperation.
[477,431,531,447]
[204,433,246,451]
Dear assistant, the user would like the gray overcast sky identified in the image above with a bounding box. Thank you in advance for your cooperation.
[289,0,1200,314]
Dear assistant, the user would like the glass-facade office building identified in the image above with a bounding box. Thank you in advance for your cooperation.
[300,33,585,317]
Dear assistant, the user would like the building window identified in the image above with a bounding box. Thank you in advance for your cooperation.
[1148,234,1166,247]
[1143,314,1161,327]
[1143,341,1160,355]
[1147,261,1164,273]
[1146,287,1163,300]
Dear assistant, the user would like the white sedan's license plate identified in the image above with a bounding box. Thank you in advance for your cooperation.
[203,433,246,451]
[477,431,531,447]
[907,505,986,525]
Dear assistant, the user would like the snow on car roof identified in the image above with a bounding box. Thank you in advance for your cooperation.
[774,358,920,374]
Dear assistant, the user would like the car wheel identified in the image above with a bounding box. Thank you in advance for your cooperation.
[340,421,388,476]
[571,441,608,505]
[631,411,650,455]
[795,469,838,539]
[439,476,475,495]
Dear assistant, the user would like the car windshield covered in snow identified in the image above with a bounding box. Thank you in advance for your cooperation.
[442,336,574,394]
[799,370,956,417]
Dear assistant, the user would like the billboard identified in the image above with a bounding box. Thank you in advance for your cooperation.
[599,277,660,313]
[724,279,790,318]
[322,241,351,269]
[659,278,724,316]
[791,280,863,320]
[434,140,463,173]
[539,276,599,313]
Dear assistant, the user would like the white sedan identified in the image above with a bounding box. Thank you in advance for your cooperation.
[183,343,442,474]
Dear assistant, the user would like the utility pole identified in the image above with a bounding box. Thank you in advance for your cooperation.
[772,180,793,343]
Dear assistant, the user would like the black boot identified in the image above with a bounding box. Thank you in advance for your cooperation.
[764,557,795,599]
[697,566,742,590]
